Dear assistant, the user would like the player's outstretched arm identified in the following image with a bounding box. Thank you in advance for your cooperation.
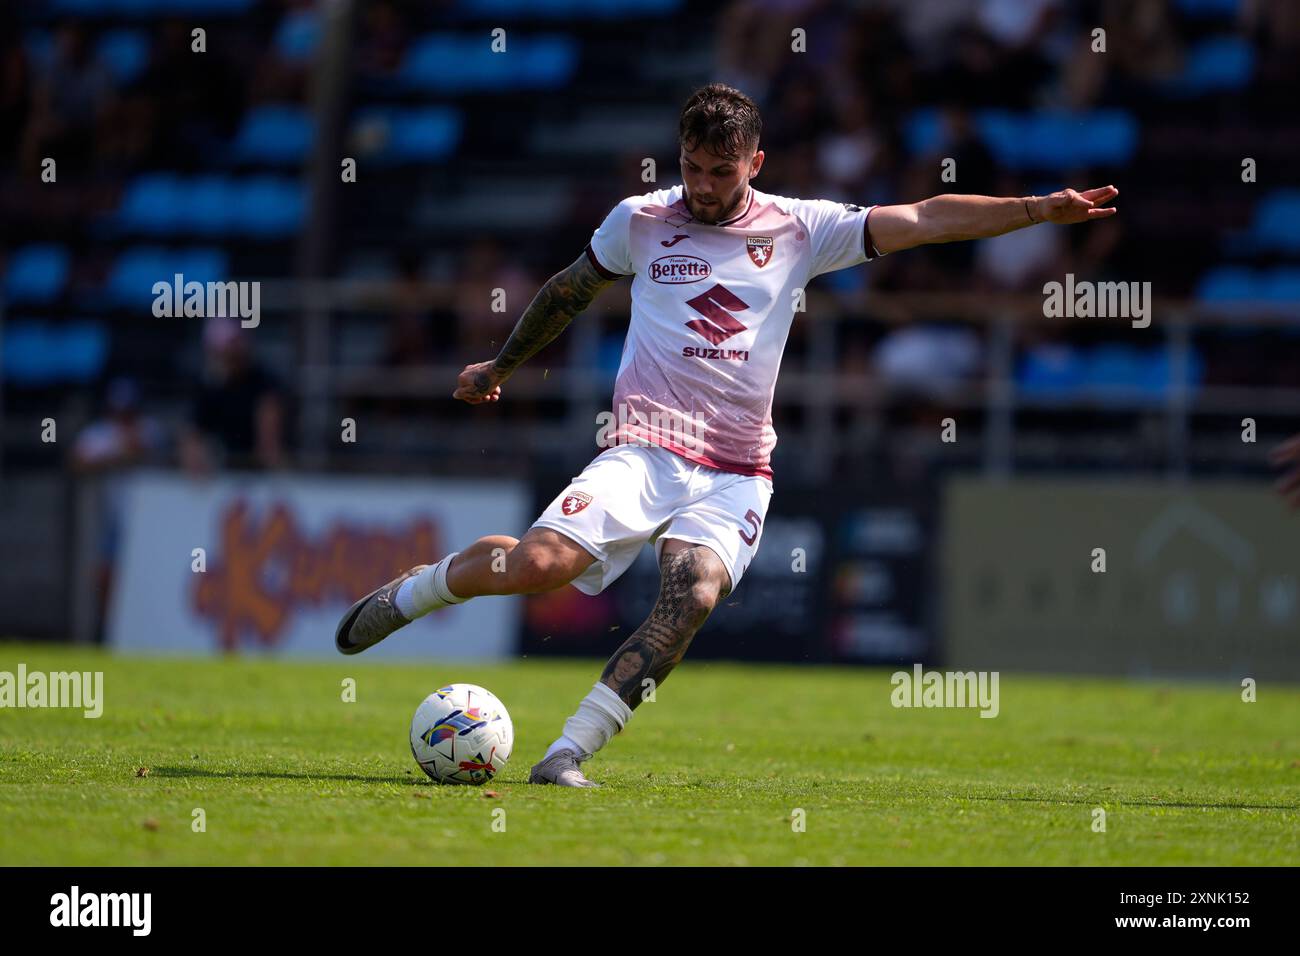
[453,252,619,404]
[867,185,1119,255]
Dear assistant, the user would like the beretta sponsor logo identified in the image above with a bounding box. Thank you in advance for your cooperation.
[649,255,711,284]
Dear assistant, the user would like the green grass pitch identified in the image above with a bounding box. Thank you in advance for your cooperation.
[1,644,1296,865]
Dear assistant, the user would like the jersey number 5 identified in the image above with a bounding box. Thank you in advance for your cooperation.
[738,508,762,546]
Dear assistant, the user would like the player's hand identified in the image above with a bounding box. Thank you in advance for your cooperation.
[1032,185,1119,225]
[1270,432,1300,508]
[453,361,505,404]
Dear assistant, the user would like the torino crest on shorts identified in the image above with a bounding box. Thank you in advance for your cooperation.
[561,491,592,515]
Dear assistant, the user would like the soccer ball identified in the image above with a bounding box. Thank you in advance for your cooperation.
[409,683,513,785]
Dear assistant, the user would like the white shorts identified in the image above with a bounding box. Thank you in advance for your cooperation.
[532,444,773,596]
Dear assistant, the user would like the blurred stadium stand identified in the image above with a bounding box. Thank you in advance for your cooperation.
[1,0,1298,649]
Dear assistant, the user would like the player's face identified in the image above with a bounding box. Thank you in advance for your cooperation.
[680,141,763,224]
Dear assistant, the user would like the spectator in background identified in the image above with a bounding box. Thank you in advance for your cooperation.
[384,251,438,366]
[0,34,32,170]
[21,22,115,174]
[454,237,537,364]
[357,0,410,78]
[816,88,884,197]
[894,105,997,291]
[71,378,166,639]
[181,316,287,475]
[974,172,1067,292]
[137,19,243,167]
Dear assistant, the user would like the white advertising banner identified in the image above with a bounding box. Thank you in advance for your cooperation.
[107,471,528,659]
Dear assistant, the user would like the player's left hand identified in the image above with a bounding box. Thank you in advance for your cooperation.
[1270,433,1300,508]
[1033,185,1119,225]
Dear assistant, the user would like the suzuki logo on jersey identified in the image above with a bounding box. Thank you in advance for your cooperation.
[561,491,592,516]
[660,234,691,247]
[684,283,749,347]
[683,346,749,361]
[649,255,711,284]
[746,236,774,268]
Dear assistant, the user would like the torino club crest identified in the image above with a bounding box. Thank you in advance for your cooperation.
[561,491,592,515]
[746,236,773,268]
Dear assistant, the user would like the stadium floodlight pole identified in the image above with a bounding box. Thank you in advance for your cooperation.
[295,0,356,469]
[1167,310,1192,479]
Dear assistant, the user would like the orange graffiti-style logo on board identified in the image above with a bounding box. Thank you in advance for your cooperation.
[192,500,441,650]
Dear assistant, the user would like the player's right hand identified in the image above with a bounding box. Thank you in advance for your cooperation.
[453,361,505,404]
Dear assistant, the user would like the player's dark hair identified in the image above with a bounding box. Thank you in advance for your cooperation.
[678,83,761,161]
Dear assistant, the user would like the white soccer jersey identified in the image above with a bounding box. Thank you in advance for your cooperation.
[586,183,882,479]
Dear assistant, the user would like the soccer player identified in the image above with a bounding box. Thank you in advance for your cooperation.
[335,84,1118,786]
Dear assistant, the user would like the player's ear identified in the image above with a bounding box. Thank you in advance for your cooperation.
[749,148,764,178]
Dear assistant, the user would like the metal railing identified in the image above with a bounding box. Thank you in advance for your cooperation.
[253,280,1300,483]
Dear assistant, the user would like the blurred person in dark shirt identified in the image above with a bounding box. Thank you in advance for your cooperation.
[21,22,114,173]
[72,377,166,639]
[181,316,287,475]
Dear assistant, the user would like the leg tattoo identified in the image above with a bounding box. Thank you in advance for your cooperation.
[600,546,728,710]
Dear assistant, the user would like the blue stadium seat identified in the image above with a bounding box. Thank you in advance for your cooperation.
[113,175,305,237]
[107,247,168,306]
[1166,36,1254,95]
[518,37,578,87]
[1140,348,1203,396]
[1248,190,1300,254]
[1196,266,1256,302]
[1082,345,1151,402]
[51,0,255,14]
[5,244,71,305]
[1262,268,1300,303]
[48,0,110,13]
[400,33,578,91]
[903,108,1136,170]
[351,108,462,163]
[1175,0,1240,17]
[96,29,150,85]
[275,9,320,63]
[183,175,239,236]
[2,320,108,387]
[1016,345,1085,398]
[106,246,230,306]
[234,177,306,237]
[460,0,681,15]
[115,174,185,235]
[1198,266,1300,305]
[230,105,315,165]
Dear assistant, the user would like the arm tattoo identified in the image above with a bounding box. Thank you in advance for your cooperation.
[600,547,725,710]
[491,254,616,377]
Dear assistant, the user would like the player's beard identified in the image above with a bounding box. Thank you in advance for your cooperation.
[689,184,747,224]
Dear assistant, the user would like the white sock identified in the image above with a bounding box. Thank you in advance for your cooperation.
[546,682,632,760]
[544,735,589,760]
[395,552,464,619]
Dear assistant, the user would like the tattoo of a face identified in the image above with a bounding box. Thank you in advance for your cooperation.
[492,254,615,376]
[600,547,725,709]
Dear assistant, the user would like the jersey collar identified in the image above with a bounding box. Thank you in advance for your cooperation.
[715,185,754,226]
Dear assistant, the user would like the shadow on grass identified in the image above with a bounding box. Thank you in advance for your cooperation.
[151,766,422,785]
